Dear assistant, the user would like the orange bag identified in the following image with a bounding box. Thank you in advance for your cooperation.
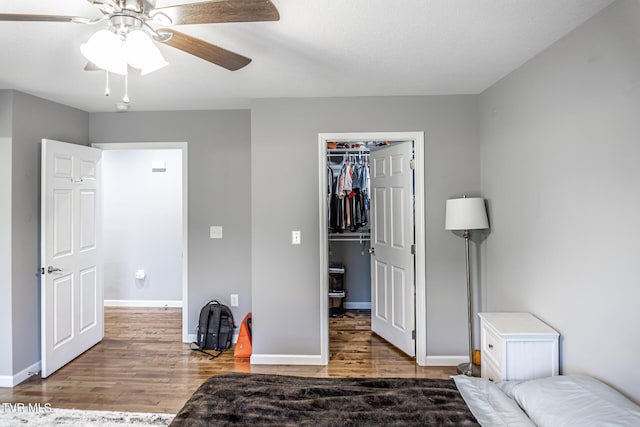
[234,312,252,358]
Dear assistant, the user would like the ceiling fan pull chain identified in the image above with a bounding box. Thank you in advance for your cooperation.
[123,73,130,104]
[104,71,110,97]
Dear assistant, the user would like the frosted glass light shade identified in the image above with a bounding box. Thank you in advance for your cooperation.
[80,29,127,75]
[125,30,168,75]
[445,197,489,231]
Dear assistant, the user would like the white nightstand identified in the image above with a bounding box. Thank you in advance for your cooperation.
[478,312,559,382]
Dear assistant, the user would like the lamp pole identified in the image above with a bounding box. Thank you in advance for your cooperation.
[461,228,474,376]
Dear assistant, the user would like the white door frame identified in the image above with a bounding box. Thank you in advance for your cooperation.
[318,131,427,365]
[92,142,190,343]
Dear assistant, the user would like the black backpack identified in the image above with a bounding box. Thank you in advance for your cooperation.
[191,300,235,359]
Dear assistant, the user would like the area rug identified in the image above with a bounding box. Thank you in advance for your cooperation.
[0,407,174,426]
[170,373,479,426]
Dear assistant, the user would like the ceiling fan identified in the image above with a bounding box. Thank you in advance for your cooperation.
[0,0,280,72]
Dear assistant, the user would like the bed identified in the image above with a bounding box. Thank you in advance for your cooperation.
[169,373,640,426]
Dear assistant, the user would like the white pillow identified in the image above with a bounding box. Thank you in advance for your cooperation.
[494,380,523,399]
[453,375,535,426]
[511,375,640,427]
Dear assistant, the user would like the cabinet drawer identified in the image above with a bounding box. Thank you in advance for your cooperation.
[482,356,503,383]
[481,325,504,367]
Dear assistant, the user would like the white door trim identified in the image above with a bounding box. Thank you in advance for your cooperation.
[318,131,427,366]
[92,142,190,343]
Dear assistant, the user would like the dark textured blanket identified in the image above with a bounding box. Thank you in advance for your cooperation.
[170,373,479,426]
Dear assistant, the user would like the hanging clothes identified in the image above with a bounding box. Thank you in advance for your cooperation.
[328,152,369,233]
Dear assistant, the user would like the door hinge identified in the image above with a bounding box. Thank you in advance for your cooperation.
[412,330,416,340]
[410,159,415,170]
[410,244,416,254]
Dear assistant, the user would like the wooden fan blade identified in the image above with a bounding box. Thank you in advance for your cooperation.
[0,13,78,22]
[153,0,279,25]
[84,62,136,74]
[157,29,251,71]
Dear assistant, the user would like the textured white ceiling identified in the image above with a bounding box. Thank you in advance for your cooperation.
[0,0,614,112]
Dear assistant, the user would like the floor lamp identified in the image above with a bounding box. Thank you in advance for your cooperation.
[445,196,489,376]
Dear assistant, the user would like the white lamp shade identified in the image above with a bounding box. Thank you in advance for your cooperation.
[80,29,127,75]
[445,197,489,231]
[139,54,169,76]
[125,30,168,75]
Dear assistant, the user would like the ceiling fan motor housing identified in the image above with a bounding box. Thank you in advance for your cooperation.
[110,14,144,35]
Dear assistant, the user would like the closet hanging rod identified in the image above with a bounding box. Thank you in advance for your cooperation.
[328,237,371,242]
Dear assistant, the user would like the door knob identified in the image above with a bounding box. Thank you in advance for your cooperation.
[368,247,375,255]
[47,266,62,274]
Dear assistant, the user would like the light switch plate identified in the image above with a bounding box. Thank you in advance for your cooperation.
[230,294,239,307]
[210,226,223,239]
[292,230,301,245]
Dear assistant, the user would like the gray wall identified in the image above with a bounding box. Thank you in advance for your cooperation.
[102,149,182,301]
[8,91,89,376]
[0,91,13,377]
[90,110,252,333]
[251,96,481,357]
[480,0,640,402]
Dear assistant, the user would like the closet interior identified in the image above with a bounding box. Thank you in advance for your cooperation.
[327,141,373,318]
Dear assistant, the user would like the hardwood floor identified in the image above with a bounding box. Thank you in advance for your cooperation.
[0,307,456,414]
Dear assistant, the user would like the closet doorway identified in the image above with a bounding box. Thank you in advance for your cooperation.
[318,132,427,366]
[93,142,189,343]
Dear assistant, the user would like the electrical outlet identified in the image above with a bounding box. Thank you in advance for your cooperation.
[230,294,239,307]
[292,230,301,245]
[210,226,223,239]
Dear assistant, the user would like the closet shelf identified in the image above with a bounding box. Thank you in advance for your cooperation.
[327,148,370,155]
[328,232,370,242]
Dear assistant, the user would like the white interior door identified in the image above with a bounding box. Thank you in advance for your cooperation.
[41,139,103,377]
[370,142,415,357]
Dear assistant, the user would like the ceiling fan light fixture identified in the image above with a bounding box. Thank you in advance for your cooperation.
[124,29,168,75]
[139,56,169,76]
[80,29,127,75]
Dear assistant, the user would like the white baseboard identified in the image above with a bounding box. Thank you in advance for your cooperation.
[104,299,182,308]
[250,354,325,365]
[344,302,371,310]
[425,355,469,366]
[0,361,41,387]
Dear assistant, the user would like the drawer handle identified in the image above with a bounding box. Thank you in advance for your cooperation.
[488,344,494,349]
[488,377,494,382]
